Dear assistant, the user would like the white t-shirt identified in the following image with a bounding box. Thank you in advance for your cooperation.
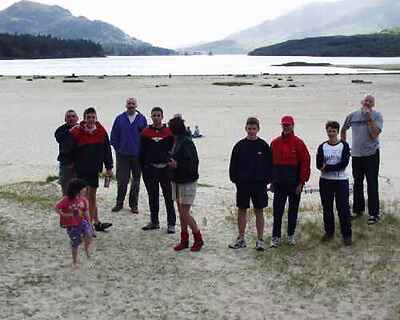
[317,141,351,180]
[127,112,137,124]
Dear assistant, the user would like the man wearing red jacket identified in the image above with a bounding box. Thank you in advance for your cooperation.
[270,116,311,248]
[69,107,113,232]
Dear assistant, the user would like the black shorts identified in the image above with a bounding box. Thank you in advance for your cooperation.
[236,183,268,210]
[76,172,99,188]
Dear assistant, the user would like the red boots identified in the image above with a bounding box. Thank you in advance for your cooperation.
[173,230,204,252]
[174,231,189,251]
[191,231,204,252]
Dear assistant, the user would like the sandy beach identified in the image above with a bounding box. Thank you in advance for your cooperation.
[1,74,400,319]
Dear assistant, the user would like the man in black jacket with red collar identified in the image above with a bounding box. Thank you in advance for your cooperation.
[139,107,176,233]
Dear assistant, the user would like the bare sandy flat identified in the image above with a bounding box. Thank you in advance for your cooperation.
[1,75,400,319]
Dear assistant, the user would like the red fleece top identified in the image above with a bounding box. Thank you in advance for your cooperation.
[271,133,311,184]
[70,121,108,146]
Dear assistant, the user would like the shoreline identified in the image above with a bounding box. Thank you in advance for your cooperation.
[1,72,400,78]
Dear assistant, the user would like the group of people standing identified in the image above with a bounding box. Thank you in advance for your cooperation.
[55,94,382,268]
[55,98,202,268]
[229,94,383,250]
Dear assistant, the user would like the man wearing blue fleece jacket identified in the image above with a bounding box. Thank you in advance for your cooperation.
[110,97,148,213]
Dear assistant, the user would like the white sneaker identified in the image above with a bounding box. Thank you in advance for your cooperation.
[167,225,175,234]
[255,239,265,251]
[288,235,296,245]
[228,237,247,249]
[271,237,280,248]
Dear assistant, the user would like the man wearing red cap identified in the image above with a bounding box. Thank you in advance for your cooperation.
[270,116,311,248]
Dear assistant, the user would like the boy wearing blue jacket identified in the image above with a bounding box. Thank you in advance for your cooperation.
[229,117,272,251]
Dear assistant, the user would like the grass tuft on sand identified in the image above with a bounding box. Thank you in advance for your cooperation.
[0,181,60,210]
[46,175,58,183]
[197,182,214,188]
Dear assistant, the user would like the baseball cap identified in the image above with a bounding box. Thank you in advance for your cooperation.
[281,116,295,125]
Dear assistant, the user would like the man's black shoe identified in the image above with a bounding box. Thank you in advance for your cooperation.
[367,216,380,225]
[343,238,352,246]
[94,222,113,232]
[142,223,160,231]
[111,205,123,212]
[321,233,334,242]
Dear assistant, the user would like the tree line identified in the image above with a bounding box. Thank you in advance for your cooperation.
[0,33,104,59]
[249,34,400,57]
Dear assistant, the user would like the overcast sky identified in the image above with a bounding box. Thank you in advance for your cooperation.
[0,0,338,48]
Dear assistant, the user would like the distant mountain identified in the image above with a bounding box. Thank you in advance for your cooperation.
[182,40,244,55]
[248,33,400,57]
[0,1,175,56]
[0,33,104,59]
[381,27,400,34]
[185,0,400,54]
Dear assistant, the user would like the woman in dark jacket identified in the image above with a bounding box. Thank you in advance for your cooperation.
[167,117,203,252]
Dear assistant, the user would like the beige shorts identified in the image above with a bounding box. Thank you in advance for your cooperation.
[172,182,197,205]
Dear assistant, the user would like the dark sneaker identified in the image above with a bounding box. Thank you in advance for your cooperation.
[167,225,176,234]
[343,238,352,246]
[111,204,123,212]
[142,223,160,231]
[367,216,379,225]
[321,233,334,242]
[130,207,139,214]
[228,237,247,249]
[101,222,112,229]
[351,212,363,220]
[94,222,112,232]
